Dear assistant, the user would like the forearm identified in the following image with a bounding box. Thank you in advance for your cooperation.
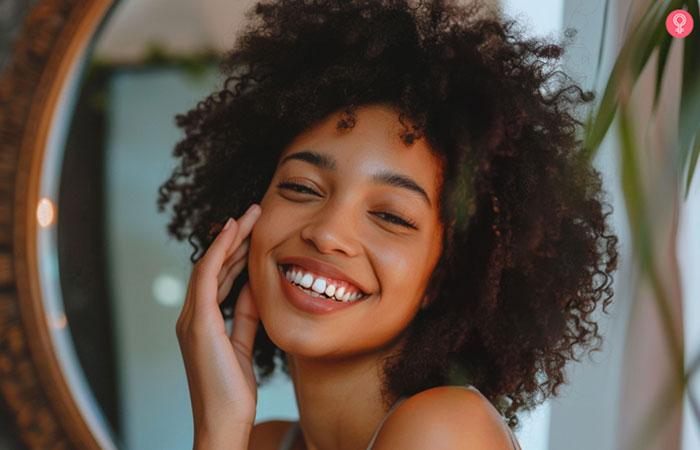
[194,423,252,450]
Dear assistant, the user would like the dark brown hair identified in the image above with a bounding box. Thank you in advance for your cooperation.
[157,0,619,429]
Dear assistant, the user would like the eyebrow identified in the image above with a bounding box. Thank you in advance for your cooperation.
[280,150,432,207]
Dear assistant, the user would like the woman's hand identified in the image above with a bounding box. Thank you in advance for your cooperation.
[175,204,262,448]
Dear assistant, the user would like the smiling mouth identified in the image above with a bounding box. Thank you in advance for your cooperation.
[277,264,370,303]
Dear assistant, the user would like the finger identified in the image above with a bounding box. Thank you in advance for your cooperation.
[194,204,260,314]
[178,267,198,333]
[223,204,260,262]
[217,237,250,285]
[230,283,260,360]
[181,209,253,332]
[183,221,248,328]
[199,210,242,274]
[217,256,247,303]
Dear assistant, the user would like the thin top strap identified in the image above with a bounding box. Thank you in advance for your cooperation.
[277,421,300,450]
[461,385,522,450]
[278,385,521,450]
[364,395,408,450]
[278,396,408,450]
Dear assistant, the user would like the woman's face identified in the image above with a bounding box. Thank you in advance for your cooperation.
[248,104,444,359]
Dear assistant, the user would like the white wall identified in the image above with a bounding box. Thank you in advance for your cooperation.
[679,141,700,450]
[544,0,634,449]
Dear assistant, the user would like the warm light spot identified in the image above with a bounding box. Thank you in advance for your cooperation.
[152,274,185,307]
[37,198,55,228]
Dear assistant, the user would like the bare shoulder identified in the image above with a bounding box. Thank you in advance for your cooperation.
[372,386,516,450]
[248,419,295,450]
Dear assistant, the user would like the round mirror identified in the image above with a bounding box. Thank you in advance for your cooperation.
[59,1,305,449]
[1,1,299,448]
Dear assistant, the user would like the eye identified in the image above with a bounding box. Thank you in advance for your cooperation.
[276,181,322,196]
[277,181,418,229]
[372,212,419,230]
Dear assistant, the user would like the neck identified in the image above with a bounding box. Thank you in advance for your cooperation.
[286,336,406,450]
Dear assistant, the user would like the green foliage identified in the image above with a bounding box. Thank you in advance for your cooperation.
[583,1,700,447]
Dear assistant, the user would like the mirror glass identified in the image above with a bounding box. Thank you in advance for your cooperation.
[50,0,559,448]
[56,1,297,449]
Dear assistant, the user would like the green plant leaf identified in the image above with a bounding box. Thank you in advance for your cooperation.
[584,0,684,159]
[618,107,650,265]
[618,106,684,365]
[629,365,688,450]
[685,131,700,196]
[680,0,700,198]
[688,350,700,426]
[653,32,673,114]
[618,106,686,450]
[592,0,611,91]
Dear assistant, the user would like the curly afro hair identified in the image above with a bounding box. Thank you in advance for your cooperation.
[157,0,619,429]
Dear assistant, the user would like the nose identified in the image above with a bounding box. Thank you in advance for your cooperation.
[300,200,362,257]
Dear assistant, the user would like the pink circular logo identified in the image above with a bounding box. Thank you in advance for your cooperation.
[666,10,694,38]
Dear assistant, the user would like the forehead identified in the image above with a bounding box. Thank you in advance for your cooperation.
[278,105,444,197]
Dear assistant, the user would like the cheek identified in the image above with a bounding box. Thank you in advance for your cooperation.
[247,194,298,311]
[371,230,441,305]
[249,193,286,258]
[248,205,278,297]
[371,241,426,312]
[250,210,274,255]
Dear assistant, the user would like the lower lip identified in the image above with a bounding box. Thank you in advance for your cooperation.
[277,266,368,314]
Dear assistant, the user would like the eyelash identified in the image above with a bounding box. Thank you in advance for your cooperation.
[276,182,419,230]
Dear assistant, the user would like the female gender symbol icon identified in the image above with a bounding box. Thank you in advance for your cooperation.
[666,9,694,38]
[673,13,686,32]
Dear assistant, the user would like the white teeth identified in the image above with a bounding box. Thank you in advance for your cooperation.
[300,273,313,288]
[311,278,326,294]
[282,265,366,302]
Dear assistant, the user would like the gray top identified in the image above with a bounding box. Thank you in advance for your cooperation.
[277,385,521,450]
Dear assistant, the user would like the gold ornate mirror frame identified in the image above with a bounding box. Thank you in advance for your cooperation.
[0,0,114,448]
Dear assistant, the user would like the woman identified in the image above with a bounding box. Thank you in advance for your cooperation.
[159,0,619,448]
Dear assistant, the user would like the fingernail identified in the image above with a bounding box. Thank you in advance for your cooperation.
[247,204,261,215]
[223,218,233,230]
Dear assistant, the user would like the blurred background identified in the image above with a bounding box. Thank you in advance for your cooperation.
[0,0,698,449]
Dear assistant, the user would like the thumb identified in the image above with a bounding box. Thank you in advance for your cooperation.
[230,282,260,360]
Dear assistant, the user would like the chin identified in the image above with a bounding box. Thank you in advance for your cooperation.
[256,292,367,359]
[261,312,349,359]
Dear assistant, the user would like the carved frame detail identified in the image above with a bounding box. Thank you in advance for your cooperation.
[0,0,112,448]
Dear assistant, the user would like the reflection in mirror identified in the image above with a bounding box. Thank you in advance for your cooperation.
[57,1,297,449]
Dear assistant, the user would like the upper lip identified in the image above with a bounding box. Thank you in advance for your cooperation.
[277,256,371,294]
